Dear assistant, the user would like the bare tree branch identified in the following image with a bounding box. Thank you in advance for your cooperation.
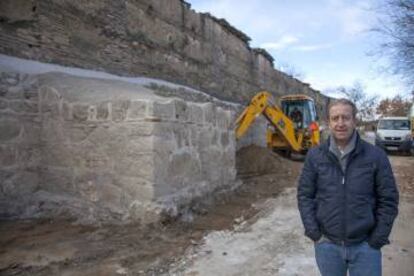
[374,0,414,87]
[332,81,379,122]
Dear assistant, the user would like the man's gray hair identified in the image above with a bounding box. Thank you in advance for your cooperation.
[327,98,358,119]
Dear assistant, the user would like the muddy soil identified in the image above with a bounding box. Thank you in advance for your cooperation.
[1,146,413,276]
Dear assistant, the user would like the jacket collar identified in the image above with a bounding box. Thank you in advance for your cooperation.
[321,131,364,156]
[329,130,357,157]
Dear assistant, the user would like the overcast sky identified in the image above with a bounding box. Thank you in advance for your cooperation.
[187,0,408,99]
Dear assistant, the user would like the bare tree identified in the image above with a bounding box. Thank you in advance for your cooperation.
[374,0,414,86]
[376,94,412,116]
[328,81,379,122]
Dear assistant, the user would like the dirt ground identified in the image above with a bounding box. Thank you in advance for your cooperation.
[1,146,413,276]
[168,154,414,276]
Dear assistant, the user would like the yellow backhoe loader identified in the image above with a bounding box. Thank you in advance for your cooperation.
[235,91,320,156]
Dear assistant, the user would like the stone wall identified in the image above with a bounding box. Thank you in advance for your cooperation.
[0,0,329,116]
[0,0,331,224]
[0,67,237,224]
[0,71,40,218]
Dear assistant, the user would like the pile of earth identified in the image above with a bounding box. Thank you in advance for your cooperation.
[236,145,301,179]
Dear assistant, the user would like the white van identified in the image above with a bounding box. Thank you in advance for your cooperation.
[375,116,412,154]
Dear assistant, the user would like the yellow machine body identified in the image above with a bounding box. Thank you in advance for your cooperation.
[235,91,320,153]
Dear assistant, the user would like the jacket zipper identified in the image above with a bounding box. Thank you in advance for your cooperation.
[341,152,357,246]
[327,152,348,245]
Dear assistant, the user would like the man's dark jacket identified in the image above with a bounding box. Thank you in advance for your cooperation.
[297,133,399,249]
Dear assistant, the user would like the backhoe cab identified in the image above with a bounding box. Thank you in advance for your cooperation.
[235,91,320,155]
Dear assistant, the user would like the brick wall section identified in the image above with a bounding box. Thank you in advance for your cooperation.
[0,0,329,117]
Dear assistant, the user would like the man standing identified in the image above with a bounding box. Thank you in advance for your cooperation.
[297,99,399,275]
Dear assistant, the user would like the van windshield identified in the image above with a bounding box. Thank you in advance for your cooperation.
[378,120,411,130]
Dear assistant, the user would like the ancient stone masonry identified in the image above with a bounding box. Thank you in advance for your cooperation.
[0,71,41,219]
[0,0,329,116]
[0,0,330,224]
[0,68,238,224]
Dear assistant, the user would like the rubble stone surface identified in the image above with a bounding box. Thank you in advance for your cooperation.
[0,0,329,115]
[0,69,238,224]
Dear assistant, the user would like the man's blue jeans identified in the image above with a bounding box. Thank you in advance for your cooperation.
[315,240,382,276]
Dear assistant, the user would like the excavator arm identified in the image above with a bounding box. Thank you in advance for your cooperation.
[235,91,303,152]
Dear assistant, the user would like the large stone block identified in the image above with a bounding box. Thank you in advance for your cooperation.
[189,104,203,125]
[202,102,216,125]
[221,148,236,168]
[111,100,130,122]
[197,126,214,150]
[174,99,189,122]
[0,118,21,142]
[216,107,231,129]
[147,100,175,121]
[113,151,155,178]
[0,72,20,86]
[72,103,89,122]
[64,124,98,143]
[39,86,61,116]
[0,170,39,198]
[39,166,75,195]
[126,100,148,120]
[22,86,39,101]
[0,169,14,189]
[97,182,125,214]
[0,144,17,167]
[114,175,154,202]
[82,124,155,156]
[8,100,38,114]
[199,148,223,182]
[170,124,191,148]
[96,102,110,121]
[87,105,97,121]
[41,143,75,168]
[128,200,160,224]
[73,170,119,207]
[2,86,23,100]
[40,118,67,143]
[0,99,8,109]
[167,150,201,182]
[124,122,156,137]
[71,142,112,170]
[21,120,41,144]
[220,131,230,147]
[17,145,41,168]
[189,126,200,148]
[61,101,73,120]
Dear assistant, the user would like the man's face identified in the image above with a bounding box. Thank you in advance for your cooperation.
[328,103,356,145]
